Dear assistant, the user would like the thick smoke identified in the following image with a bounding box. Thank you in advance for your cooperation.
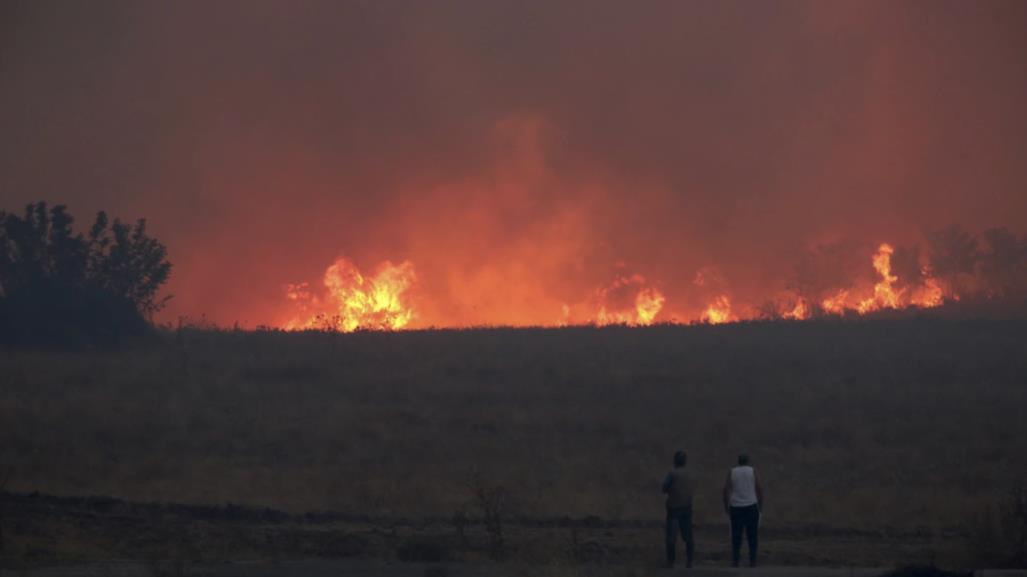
[1,1,1026,325]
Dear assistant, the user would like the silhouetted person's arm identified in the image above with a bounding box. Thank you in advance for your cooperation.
[722,471,732,514]
[662,472,673,494]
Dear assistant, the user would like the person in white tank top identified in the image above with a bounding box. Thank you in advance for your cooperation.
[722,454,763,567]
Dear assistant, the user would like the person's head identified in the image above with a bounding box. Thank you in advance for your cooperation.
[673,450,687,467]
[737,453,750,466]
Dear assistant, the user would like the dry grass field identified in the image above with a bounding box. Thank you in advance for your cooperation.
[1,319,1026,569]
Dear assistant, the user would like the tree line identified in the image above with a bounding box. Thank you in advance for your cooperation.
[0,201,172,346]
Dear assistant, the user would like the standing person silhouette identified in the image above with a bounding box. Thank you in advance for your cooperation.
[661,450,695,568]
[722,453,763,567]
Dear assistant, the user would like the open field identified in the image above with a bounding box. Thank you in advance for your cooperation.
[1,319,1026,569]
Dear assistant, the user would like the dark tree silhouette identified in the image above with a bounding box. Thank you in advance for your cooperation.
[980,227,1027,300]
[0,201,172,346]
[927,225,980,296]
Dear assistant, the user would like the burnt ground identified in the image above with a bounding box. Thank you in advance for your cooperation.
[0,491,970,573]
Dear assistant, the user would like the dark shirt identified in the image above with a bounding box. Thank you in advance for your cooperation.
[663,467,695,508]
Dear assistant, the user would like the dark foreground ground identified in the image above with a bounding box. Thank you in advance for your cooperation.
[0,491,966,570]
[20,559,1027,577]
[1,319,1026,571]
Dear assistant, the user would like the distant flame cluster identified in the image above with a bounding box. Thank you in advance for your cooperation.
[593,274,666,326]
[816,244,944,316]
[282,241,953,331]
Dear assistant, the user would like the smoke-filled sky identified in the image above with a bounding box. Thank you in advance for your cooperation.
[2,1,1026,327]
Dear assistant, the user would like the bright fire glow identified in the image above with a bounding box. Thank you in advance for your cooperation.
[783,298,811,320]
[856,243,901,313]
[635,288,666,325]
[816,244,946,316]
[281,239,957,331]
[911,270,944,308]
[821,289,849,315]
[701,295,735,324]
[594,274,666,326]
[284,259,416,332]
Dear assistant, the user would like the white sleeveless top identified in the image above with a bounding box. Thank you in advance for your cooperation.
[729,466,758,507]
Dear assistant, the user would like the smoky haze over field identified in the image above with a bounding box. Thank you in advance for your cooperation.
[2,1,1026,326]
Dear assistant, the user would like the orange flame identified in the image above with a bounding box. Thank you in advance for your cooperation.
[911,269,944,308]
[281,238,956,330]
[635,287,666,324]
[594,274,666,326]
[821,290,849,315]
[817,243,945,316]
[701,295,735,324]
[783,298,811,320]
[285,258,416,332]
[856,243,901,313]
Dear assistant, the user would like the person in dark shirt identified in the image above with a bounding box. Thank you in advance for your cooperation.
[662,450,695,568]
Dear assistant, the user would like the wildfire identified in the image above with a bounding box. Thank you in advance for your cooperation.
[783,298,811,320]
[910,270,944,308]
[701,295,735,324]
[284,258,416,332]
[815,244,946,316]
[856,244,901,313]
[635,288,666,324]
[821,290,849,315]
[594,274,666,326]
[280,238,961,331]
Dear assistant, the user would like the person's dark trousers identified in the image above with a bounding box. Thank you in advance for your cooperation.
[665,506,694,567]
[729,504,760,566]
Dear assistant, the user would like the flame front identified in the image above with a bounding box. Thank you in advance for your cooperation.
[280,237,965,331]
[816,244,946,316]
[285,258,416,332]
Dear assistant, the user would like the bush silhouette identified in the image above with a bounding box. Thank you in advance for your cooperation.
[0,202,171,346]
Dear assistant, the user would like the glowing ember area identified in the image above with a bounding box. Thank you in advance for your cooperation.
[284,259,416,332]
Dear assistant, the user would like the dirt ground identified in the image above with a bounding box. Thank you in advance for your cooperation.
[14,559,1027,577]
[0,492,975,575]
